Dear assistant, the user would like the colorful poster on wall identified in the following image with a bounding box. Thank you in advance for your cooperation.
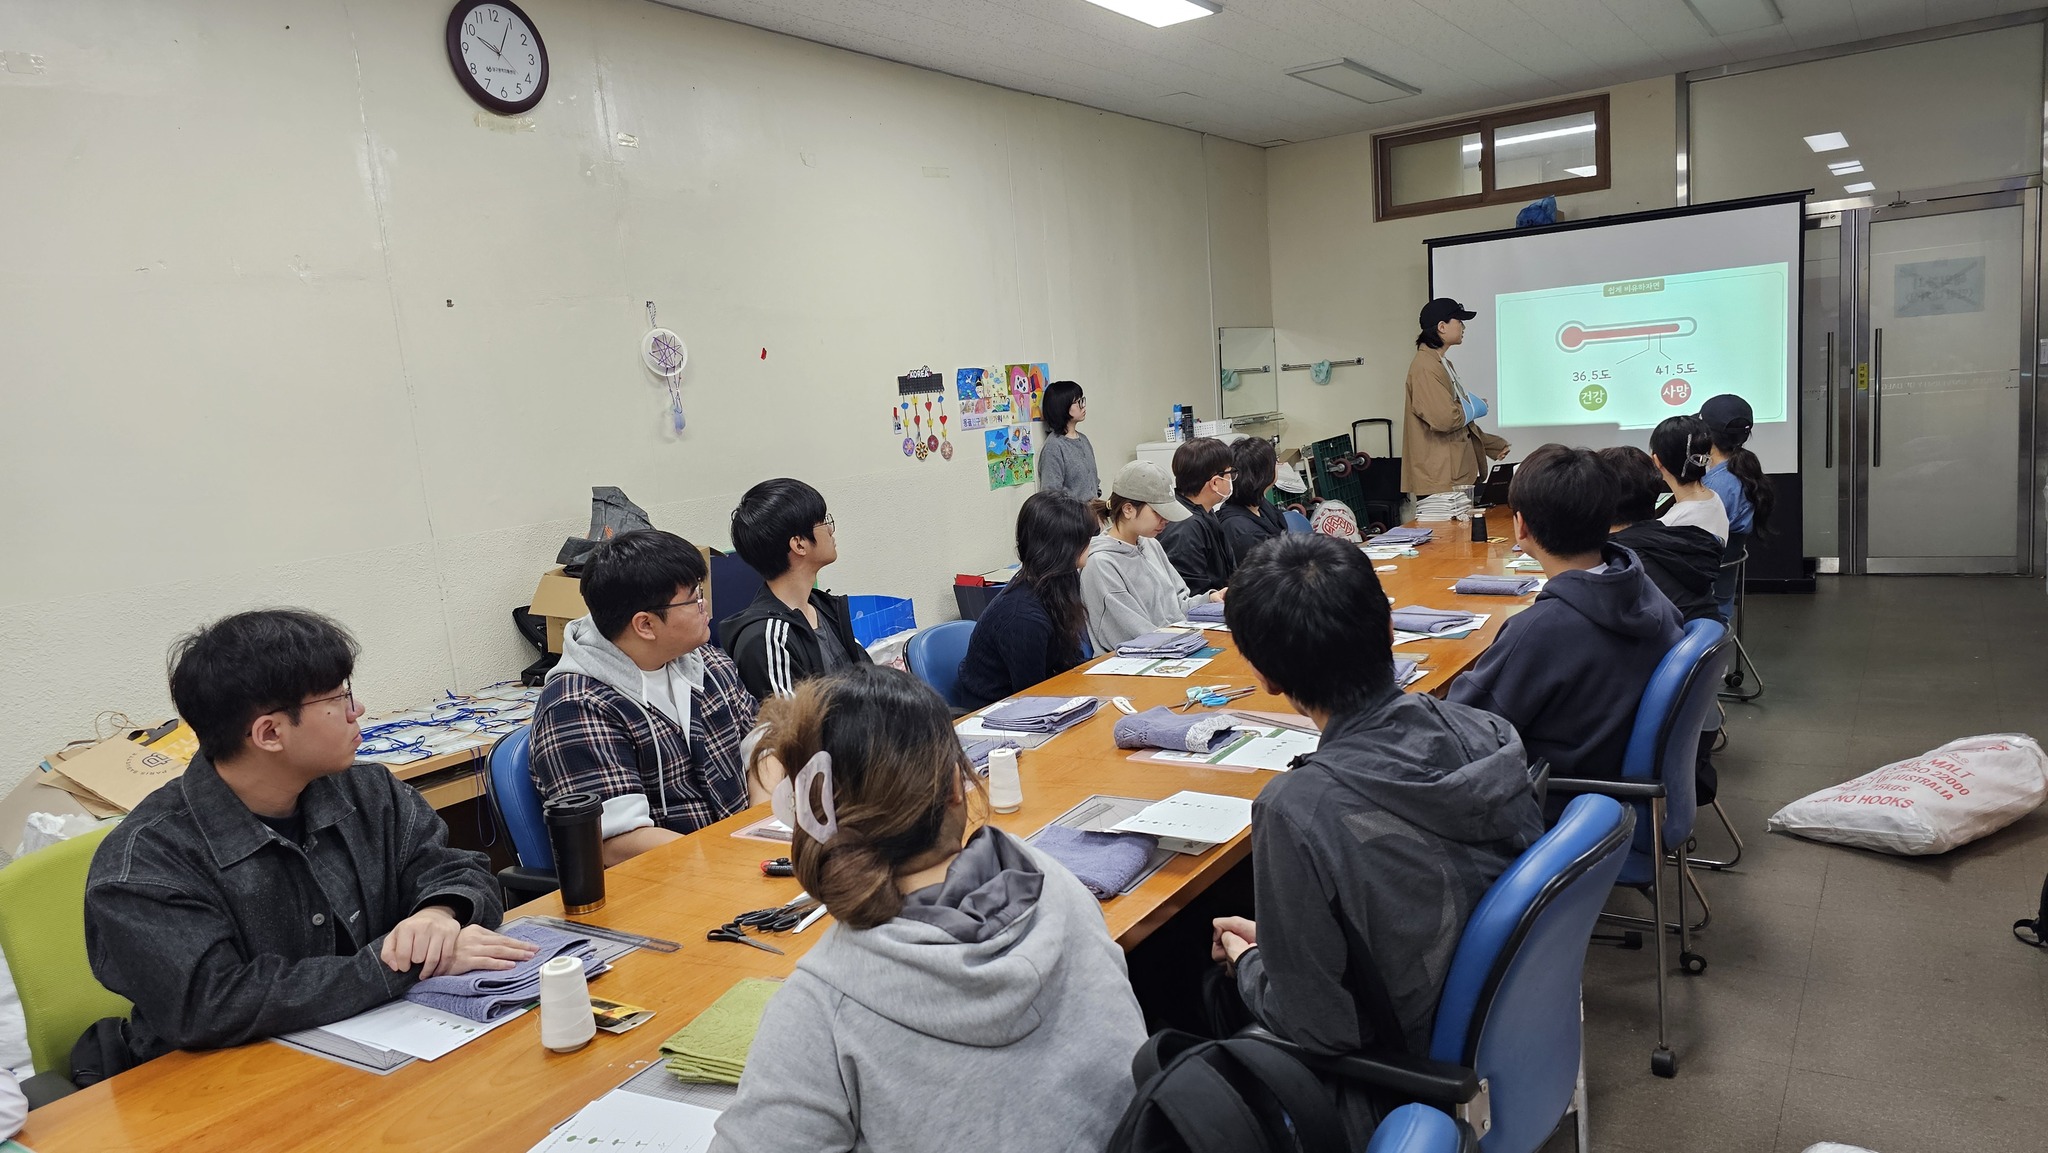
[986,365,1012,419]
[1026,363,1048,420]
[985,425,1035,489]
[1005,365,1033,422]
[956,367,987,402]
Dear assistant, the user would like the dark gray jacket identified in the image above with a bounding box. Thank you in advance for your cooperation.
[1236,688,1543,1059]
[79,754,502,1076]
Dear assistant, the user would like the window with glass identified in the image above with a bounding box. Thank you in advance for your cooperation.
[1374,95,1609,221]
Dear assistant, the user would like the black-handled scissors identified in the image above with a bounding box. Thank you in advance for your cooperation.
[707,921,785,954]
[734,895,818,933]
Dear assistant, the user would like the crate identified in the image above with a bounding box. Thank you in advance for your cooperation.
[846,595,917,646]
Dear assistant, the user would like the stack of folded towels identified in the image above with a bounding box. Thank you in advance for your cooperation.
[1184,600,1227,624]
[1390,606,1480,635]
[1112,706,1242,754]
[1453,575,1540,596]
[982,695,1102,734]
[1366,526,1434,547]
[661,977,782,1084]
[405,922,608,1022]
[1030,826,1161,900]
[1414,491,1474,522]
[1115,630,1207,658]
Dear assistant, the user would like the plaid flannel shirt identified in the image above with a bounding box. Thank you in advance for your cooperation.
[530,646,759,835]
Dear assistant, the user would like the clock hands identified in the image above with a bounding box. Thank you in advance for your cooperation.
[495,18,512,59]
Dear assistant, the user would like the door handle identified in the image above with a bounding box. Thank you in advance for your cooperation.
[1871,327,1883,468]
[1824,332,1837,468]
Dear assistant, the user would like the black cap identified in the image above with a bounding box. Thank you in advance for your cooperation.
[1420,298,1477,330]
[1699,394,1754,437]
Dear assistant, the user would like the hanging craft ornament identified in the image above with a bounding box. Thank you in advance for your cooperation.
[892,406,904,436]
[924,399,939,455]
[914,405,930,461]
[901,402,914,457]
[1310,359,1333,385]
[641,302,689,434]
[939,399,954,460]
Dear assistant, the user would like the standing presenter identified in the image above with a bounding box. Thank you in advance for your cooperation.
[1404,297,1510,496]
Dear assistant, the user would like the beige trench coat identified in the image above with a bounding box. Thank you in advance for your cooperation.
[1402,348,1509,496]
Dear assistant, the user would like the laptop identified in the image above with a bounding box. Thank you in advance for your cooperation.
[1477,462,1516,508]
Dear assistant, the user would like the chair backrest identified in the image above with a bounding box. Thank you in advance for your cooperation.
[1282,508,1313,534]
[0,824,131,1078]
[487,727,554,872]
[906,620,977,710]
[1367,1104,1467,1153]
[1427,795,1634,1153]
[1618,618,1731,846]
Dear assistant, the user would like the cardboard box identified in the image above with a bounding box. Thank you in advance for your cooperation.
[530,567,588,654]
[47,737,188,814]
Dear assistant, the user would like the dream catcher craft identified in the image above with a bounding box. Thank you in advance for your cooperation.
[640,302,688,434]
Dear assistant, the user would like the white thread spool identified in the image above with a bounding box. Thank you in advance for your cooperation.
[986,747,1023,814]
[538,955,595,1053]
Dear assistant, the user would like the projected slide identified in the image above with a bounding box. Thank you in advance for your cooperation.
[1493,263,1789,431]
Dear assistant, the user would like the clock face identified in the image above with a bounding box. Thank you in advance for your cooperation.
[447,1,548,115]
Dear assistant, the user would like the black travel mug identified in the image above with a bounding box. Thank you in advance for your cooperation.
[1470,484,1489,543]
[544,791,607,914]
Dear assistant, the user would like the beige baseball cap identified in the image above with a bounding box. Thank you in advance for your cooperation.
[1109,460,1191,522]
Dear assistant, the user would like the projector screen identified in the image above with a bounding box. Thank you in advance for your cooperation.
[1428,194,1805,473]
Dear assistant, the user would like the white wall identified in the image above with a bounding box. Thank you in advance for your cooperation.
[0,0,1268,790]
[1266,76,1679,453]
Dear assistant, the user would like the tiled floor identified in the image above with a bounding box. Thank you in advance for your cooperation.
[1542,576,2048,1153]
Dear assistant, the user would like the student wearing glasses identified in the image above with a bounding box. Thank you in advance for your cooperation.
[1158,436,1239,596]
[75,610,530,1085]
[533,530,763,865]
[721,477,873,701]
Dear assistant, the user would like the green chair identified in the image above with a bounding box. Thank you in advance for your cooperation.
[0,824,130,1103]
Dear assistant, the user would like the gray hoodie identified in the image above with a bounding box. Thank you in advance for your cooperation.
[1080,532,1213,652]
[710,828,1146,1153]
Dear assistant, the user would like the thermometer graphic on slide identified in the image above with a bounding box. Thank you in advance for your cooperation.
[1556,317,1697,351]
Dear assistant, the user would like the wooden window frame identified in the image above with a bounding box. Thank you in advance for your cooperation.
[1374,94,1611,222]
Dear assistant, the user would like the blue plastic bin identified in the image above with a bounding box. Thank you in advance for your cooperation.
[846,595,917,647]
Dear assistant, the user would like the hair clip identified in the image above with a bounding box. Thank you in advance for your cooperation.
[772,750,839,844]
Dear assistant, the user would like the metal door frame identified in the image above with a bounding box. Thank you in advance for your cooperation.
[1830,188,2039,574]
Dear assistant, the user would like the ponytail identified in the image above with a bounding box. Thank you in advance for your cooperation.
[1725,446,1775,536]
[1649,415,1713,485]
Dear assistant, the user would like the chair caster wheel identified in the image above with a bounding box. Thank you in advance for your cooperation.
[1681,952,1708,975]
[1651,1048,1677,1078]
[1621,931,1644,950]
[1724,670,1745,689]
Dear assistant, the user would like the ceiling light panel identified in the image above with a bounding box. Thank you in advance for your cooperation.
[1683,0,1784,36]
[1285,59,1420,105]
[1804,132,1849,152]
[1081,0,1218,28]
[1843,181,1876,193]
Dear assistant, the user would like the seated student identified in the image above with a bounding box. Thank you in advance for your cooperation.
[1651,414,1730,545]
[1158,437,1237,595]
[710,665,1146,1153]
[956,492,1096,710]
[1699,393,1774,621]
[76,611,532,1084]
[533,529,762,865]
[1209,534,1544,1143]
[1035,379,1100,501]
[1215,435,1288,565]
[1080,460,1222,651]
[1447,444,1684,779]
[1599,446,1722,623]
[721,478,872,700]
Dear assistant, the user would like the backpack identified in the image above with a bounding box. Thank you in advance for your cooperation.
[1105,1030,1348,1153]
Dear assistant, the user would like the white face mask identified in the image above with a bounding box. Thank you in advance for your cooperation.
[1216,476,1235,501]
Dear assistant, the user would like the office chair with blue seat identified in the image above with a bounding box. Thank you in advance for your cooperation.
[1551,616,1731,1078]
[484,726,560,903]
[1368,1104,1473,1153]
[906,620,977,710]
[1247,794,1634,1153]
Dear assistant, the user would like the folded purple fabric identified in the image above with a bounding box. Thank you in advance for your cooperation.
[982,695,1101,734]
[405,921,608,1022]
[1390,606,1479,634]
[1395,658,1420,685]
[1453,575,1539,596]
[1368,527,1434,546]
[1185,600,1227,623]
[1031,825,1160,899]
[1115,629,1207,658]
[961,736,1021,772]
[1112,707,1240,753]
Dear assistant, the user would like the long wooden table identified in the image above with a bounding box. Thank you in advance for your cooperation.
[20,513,1529,1153]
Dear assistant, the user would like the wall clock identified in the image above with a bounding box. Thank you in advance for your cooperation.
[447,1,548,115]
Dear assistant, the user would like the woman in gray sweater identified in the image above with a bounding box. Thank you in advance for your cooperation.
[1036,379,1100,500]
[710,665,1146,1153]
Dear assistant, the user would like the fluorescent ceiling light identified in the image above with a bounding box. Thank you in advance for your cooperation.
[1843,181,1876,193]
[1462,123,1596,153]
[1683,0,1783,35]
[1565,165,1599,177]
[1827,160,1864,175]
[1080,0,1218,27]
[1285,59,1418,104]
[1804,131,1849,152]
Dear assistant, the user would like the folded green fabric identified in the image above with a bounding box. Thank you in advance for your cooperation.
[660,977,782,1085]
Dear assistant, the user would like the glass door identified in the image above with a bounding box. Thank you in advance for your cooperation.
[1801,218,1844,564]
[1855,194,2032,573]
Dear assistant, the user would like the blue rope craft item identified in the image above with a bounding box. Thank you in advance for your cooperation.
[1310,360,1333,385]
[1220,367,1239,391]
